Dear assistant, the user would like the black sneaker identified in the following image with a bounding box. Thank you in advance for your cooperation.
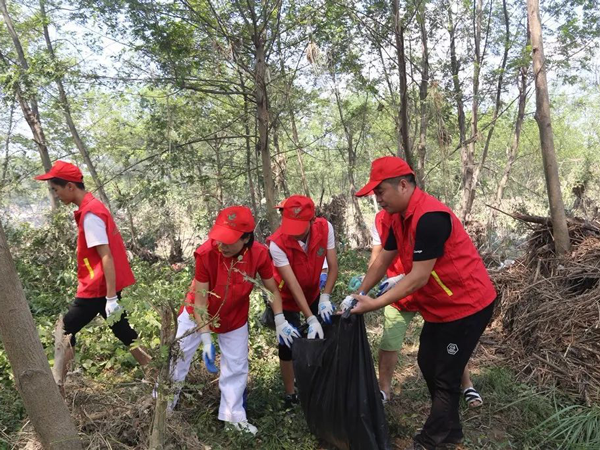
[283,393,299,409]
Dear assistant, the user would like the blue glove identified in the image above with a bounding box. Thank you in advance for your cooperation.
[275,313,300,347]
[377,274,405,297]
[319,272,328,290]
[348,275,364,292]
[200,332,218,373]
[318,293,335,324]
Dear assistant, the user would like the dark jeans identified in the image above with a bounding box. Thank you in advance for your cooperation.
[63,292,138,347]
[414,299,496,449]
[278,298,319,361]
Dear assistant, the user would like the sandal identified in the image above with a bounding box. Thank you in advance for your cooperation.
[463,387,483,408]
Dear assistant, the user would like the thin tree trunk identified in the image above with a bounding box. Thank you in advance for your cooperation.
[254,31,278,232]
[39,0,111,210]
[149,305,174,450]
[0,1,56,209]
[392,0,413,167]
[277,35,310,197]
[212,138,224,206]
[236,68,259,220]
[459,0,483,222]
[527,0,571,255]
[448,1,467,183]
[1,99,14,190]
[464,0,509,220]
[332,80,370,247]
[487,66,528,230]
[416,3,429,188]
[0,223,82,450]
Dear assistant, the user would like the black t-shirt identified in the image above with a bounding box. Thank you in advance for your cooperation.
[383,212,451,261]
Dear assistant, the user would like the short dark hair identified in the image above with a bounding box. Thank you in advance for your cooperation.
[49,177,85,190]
[383,173,416,187]
[242,232,254,248]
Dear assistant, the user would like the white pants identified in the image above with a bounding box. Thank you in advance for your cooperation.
[170,312,249,423]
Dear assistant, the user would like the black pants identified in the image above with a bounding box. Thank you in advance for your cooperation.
[278,298,320,361]
[414,299,496,449]
[63,293,138,347]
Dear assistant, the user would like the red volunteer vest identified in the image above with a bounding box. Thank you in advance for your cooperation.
[193,240,272,333]
[74,193,135,298]
[267,218,328,312]
[391,188,496,322]
[374,210,417,312]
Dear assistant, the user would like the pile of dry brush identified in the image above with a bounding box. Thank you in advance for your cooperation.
[492,216,600,405]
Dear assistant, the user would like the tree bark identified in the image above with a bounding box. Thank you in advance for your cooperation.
[277,35,310,197]
[39,0,112,210]
[458,0,483,222]
[487,66,528,230]
[1,99,14,190]
[392,0,413,167]
[416,3,429,188]
[254,31,278,232]
[149,305,174,450]
[527,0,571,255]
[464,0,508,221]
[0,0,56,209]
[0,223,82,450]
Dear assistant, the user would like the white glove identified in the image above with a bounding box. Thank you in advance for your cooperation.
[274,313,300,348]
[306,315,324,339]
[340,295,355,312]
[318,293,335,324]
[377,274,405,297]
[105,296,122,318]
[200,332,218,373]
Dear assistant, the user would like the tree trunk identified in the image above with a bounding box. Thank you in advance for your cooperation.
[0,0,57,209]
[447,2,467,203]
[416,3,429,188]
[392,0,413,167]
[464,0,509,220]
[487,66,528,230]
[39,0,112,210]
[254,31,278,232]
[527,0,571,255]
[0,223,82,450]
[458,0,482,222]
[332,82,370,247]
[1,99,14,190]
[277,34,310,197]
[149,305,174,450]
[235,68,259,222]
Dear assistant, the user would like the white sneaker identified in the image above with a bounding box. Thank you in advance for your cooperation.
[227,420,258,435]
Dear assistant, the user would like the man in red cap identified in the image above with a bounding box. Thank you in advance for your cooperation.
[345,156,496,450]
[368,209,483,408]
[267,195,339,407]
[34,161,150,396]
[183,205,298,434]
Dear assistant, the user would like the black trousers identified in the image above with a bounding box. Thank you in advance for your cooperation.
[414,299,495,449]
[63,293,138,347]
[278,298,320,361]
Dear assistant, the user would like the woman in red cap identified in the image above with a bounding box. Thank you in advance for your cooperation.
[172,205,298,434]
[34,161,151,396]
[267,195,339,406]
[346,156,496,450]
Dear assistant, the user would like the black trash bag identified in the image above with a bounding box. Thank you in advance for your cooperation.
[292,314,392,450]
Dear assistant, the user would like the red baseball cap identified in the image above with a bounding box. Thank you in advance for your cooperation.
[34,160,83,183]
[280,195,315,235]
[355,156,414,197]
[208,206,255,245]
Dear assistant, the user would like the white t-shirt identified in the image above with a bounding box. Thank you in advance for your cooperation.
[270,221,335,268]
[371,222,382,246]
[83,213,108,248]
